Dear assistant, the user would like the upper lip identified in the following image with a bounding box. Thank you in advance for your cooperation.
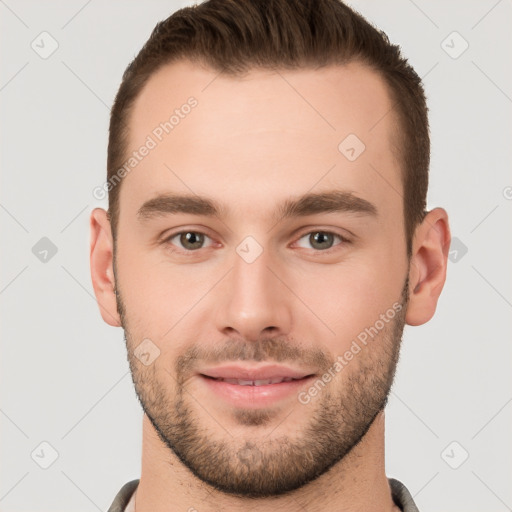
[199,364,316,380]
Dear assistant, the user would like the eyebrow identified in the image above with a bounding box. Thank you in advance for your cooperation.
[136,190,378,224]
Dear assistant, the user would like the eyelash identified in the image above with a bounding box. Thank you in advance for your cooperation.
[162,229,351,255]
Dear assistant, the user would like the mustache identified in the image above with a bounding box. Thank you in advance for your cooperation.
[175,337,332,376]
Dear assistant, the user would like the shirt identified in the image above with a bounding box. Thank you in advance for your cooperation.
[107,477,420,511]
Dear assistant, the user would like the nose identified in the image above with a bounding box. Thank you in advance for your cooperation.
[214,244,293,343]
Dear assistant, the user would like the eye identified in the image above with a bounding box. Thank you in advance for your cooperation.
[295,230,349,252]
[164,230,214,251]
[162,229,350,254]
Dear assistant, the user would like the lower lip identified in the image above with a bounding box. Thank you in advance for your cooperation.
[198,374,316,408]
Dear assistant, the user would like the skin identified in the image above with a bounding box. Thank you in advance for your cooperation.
[90,60,450,511]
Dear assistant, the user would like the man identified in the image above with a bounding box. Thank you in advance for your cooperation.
[90,0,450,510]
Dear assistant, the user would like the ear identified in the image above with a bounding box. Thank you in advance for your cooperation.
[89,207,121,327]
[406,207,451,326]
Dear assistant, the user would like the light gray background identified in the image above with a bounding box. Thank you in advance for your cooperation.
[1,1,511,511]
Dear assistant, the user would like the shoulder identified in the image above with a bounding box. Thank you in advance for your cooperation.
[388,477,421,512]
[106,479,140,512]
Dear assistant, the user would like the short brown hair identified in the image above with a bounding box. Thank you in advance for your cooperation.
[107,0,429,257]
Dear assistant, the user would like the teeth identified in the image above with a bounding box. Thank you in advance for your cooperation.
[215,377,299,386]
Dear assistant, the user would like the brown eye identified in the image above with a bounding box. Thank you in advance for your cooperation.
[310,232,334,250]
[165,231,212,251]
[295,231,349,251]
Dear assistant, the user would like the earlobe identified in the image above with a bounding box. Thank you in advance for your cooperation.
[405,207,451,326]
[89,207,122,327]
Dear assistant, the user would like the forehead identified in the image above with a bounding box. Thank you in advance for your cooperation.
[119,59,402,225]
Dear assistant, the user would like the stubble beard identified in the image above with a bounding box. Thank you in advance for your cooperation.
[116,271,409,498]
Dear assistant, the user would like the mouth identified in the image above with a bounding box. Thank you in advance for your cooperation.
[200,375,313,386]
[197,365,317,408]
[198,363,316,381]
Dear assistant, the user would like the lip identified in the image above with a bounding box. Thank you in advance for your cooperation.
[198,364,317,408]
[199,364,315,381]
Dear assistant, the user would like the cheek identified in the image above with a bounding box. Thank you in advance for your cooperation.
[288,249,403,352]
[294,272,379,351]
[116,246,215,337]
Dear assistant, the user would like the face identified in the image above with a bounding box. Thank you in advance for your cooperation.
[113,60,411,497]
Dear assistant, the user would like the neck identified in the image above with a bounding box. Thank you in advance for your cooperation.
[133,411,400,512]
